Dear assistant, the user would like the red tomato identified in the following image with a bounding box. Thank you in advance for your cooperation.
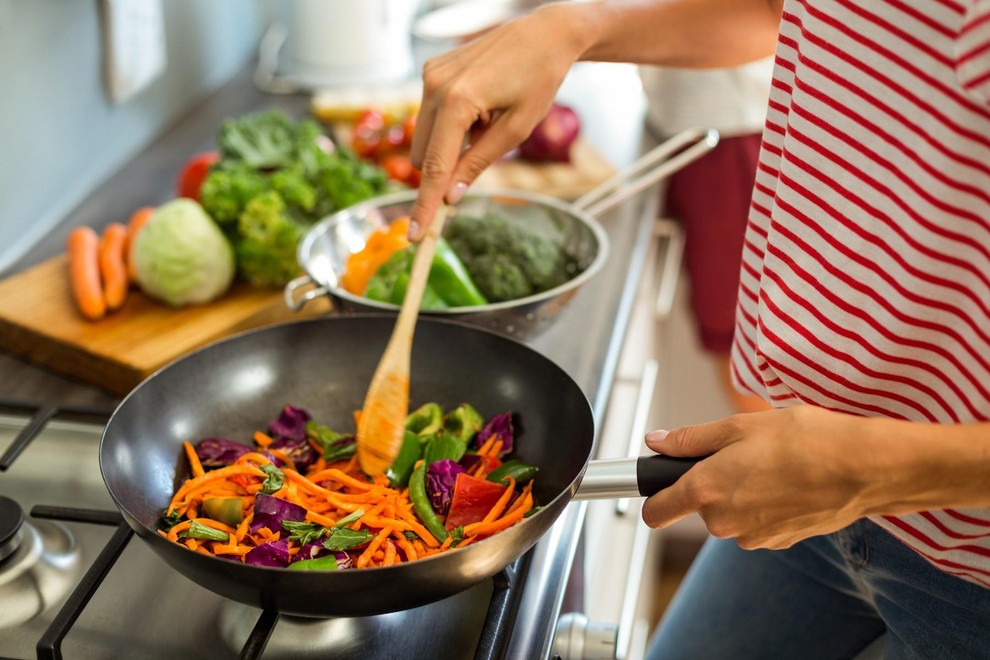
[445,473,509,530]
[351,109,387,159]
[375,123,408,158]
[380,153,415,184]
[176,151,219,202]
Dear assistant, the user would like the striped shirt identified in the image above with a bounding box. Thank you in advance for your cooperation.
[730,0,990,588]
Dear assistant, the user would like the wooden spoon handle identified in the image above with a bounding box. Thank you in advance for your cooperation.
[392,207,448,344]
[356,206,450,475]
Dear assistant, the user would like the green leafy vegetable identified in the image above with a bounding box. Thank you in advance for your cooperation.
[281,520,329,545]
[197,110,392,287]
[131,199,236,306]
[259,462,285,495]
[161,508,183,532]
[322,527,375,551]
[179,520,231,543]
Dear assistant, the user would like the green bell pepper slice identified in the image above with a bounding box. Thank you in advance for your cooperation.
[288,555,339,571]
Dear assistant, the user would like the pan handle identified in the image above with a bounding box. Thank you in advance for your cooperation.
[572,455,703,500]
[284,274,328,312]
[572,127,720,219]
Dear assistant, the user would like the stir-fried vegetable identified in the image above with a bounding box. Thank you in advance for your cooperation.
[160,403,538,570]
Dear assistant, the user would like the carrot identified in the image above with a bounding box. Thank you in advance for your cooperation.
[125,206,155,282]
[67,226,106,321]
[98,222,129,311]
[253,431,274,448]
[183,441,205,478]
[481,477,515,524]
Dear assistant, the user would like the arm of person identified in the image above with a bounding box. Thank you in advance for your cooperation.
[640,405,990,549]
[408,0,783,239]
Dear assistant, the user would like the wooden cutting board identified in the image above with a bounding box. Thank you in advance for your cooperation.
[0,255,331,395]
[474,138,616,200]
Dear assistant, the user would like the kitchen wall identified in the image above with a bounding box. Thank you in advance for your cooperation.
[0,0,280,274]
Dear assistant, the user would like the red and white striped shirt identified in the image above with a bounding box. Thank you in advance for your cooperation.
[731,0,990,588]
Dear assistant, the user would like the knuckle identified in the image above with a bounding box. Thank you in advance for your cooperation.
[705,518,735,540]
[418,152,451,179]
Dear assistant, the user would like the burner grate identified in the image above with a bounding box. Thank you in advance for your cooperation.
[0,400,527,660]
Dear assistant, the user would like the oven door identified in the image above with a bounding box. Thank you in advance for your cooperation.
[553,217,683,660]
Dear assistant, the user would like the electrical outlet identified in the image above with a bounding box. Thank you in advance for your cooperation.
[101,0,166,103]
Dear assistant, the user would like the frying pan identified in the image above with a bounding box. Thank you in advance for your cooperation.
[100,316,699,617]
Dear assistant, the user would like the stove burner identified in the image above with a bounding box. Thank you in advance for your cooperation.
[0,495,24,562]
[0,505,83,629]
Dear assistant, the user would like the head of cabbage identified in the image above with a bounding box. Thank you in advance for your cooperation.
[132,199,236,306]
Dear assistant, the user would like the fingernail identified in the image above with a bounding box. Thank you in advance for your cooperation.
[408,220,421,241]
[645,430,669,445]
[446,181,468,205]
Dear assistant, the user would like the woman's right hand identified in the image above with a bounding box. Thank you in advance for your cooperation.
[408,3,591,239]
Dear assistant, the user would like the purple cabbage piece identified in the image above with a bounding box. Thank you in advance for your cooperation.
[459,453,482,473]
[334,551,354,570]
[426,459,465,516]
[261,451,285,468]
[249,493,306,534]
[195,438,252,469]
[268,405,311,442]
[244,539,290,567]
[296,541,331,561]
[266,405,317,471]
[474,411,515,455]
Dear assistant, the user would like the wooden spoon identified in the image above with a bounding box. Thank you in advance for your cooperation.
[356,206,450,475]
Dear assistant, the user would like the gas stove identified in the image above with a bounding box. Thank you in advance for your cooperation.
[0,402,588,659]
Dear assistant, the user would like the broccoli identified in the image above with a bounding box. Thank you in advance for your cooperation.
[465,254,533,302]
[198,110,393,290]
[445,213,572,302]
[199,163,269,228]
[312,153,389,218]
[218,110,301,169]
[270,165,316,215]
[234,191,305,287]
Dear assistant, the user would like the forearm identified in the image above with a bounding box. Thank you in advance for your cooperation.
[543,0,783,69]
[857,418,990,514]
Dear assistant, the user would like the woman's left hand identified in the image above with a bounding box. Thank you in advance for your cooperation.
[641,405,883,550]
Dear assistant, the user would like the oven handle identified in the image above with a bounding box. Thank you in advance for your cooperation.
[615,358,659,515]
[616,506,654,660]
[653,219,684,321]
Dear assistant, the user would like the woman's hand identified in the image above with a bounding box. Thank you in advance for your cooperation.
[642,406,891,550]
[408,4,590,240]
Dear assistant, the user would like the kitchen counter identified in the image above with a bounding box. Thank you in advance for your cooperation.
[0,61,654,426]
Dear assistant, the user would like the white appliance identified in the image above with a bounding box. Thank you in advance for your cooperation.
[258,0,422,92]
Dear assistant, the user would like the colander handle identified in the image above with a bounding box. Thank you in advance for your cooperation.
[572,128,720,218]
[284,275,329,312]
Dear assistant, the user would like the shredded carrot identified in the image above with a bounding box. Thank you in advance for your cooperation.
[164,407,537,568]
[481,477,515,524]
[183,441,205,478]
[253,431,274,448]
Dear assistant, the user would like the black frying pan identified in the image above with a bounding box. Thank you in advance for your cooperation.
[100,316,698,617]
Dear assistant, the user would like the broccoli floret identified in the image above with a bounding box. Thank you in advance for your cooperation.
[445,213,571,302]
[312,156,389,217]
[234,191,305,287]
[463,254,533,302]
[218,110,300,169]
[199,163,269,228]
[270,165,316,215]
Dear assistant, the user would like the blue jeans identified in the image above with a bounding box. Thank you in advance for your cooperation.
[646,520,990,659]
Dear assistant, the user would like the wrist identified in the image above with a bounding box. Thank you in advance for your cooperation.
[532,1,603,62]
[854,417,990,515]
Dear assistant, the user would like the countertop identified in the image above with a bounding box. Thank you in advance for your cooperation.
[0,61,655,426]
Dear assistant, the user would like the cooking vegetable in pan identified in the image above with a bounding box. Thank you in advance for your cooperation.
[160,403,538,570]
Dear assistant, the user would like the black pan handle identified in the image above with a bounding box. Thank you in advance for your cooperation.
[573,455,704,500]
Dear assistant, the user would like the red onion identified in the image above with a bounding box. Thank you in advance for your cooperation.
[517,103,581,163]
